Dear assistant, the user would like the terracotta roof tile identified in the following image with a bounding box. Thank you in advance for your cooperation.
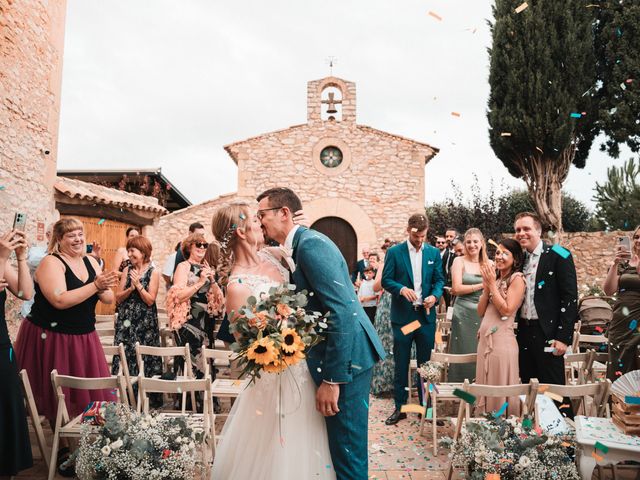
[54,177,168,215]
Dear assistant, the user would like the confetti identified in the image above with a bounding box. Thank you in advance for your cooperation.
[401,320,421,335]
[625,396,640,405]
[500,132,512,137]
[522,417,532,428]
[559,404,571,409]
[0,186,5,191]
[352,364,362,370]
[427,10,442,21]
[317,368,322,372]
[50,322,58,328]
[570,112,582,118]
[255,409,263,415]
[453,389,476,404]
[239,213,246,220]
[451,112,461,117]
[333,280,345,287]
[514,2,528,13]
[544,391,563,402]
[486,475,500,480]
[411,228,418,233]
[363,399,369,409]
[535,146,544,154]
[426,407,433,419]
[41,332,47,340]
[595,326,604,333]
[9,347,13,362]
[98,218,106,225]
[594,441,609,454]
[538,280,545,288]
[492,402,508,418]
[592,452,604,462]
[622,306,630,316]
[551,244,570,259]
[630,319,638,330]
[544,347,556,353]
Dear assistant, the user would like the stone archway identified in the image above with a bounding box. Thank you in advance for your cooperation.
[311,216,358,272]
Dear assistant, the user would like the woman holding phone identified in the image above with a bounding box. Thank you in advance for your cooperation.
[603,226,640,379]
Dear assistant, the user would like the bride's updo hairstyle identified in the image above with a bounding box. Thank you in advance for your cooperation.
[211,202,251,287]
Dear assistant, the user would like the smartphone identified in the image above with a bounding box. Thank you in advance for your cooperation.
[86,244,93,254]
[13,212,27,231]
[618,236,631,251]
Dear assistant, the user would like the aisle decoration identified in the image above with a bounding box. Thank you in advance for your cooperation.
[230,284,325,380]
[417,360,444,384]
[448,414,580,479]
[76,403,205,480]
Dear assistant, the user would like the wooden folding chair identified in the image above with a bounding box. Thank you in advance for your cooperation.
[564,350,596,385]
[19,370,50,470]
[137,376,213,469]
[574,333,608,354]
[447,378,539,480]
[538,379,611,424]
[134,342,196,411]
[48,370,128,480]
[570,320,582,353]
[419,351,477,455]
[95,314,115,325]
[103,343,137,409]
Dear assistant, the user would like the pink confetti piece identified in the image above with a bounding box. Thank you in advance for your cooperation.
[427,11,442,21]
[515,2,528,13]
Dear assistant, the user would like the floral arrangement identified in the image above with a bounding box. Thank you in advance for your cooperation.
[229,283,325,380]
[76,403,205,480]
[417,360,444,384]
[447,415,580,480]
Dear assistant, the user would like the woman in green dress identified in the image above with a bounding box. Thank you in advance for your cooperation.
[448,228,487,383]
[603,225,640,379]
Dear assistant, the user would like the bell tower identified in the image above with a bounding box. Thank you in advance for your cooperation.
[306,76,357,125]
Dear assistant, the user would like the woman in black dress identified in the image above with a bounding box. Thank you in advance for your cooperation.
[0,229,34,476]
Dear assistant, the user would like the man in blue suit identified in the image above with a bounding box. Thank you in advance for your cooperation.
[381,213,444,425]
[257,187,386,480]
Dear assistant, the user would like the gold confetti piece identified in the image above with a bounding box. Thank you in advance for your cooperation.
[451,112,461,117]
[591,451,604,462]
[535,146,544,153]
[500,132,512,136]
[401,404,426,415]
[401,320,422,335]
[515,2,528,13]
[256,409,263,416]
[427,11,442,21]
[233,380,242,386]
[544,391,563,402]
[488,239,500,248]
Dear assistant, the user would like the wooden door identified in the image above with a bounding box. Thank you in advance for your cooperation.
[310,217,358,273]
[62,215,138,315]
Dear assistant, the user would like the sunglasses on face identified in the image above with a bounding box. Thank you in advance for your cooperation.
[195,242,208,249]
[436,241,445,244]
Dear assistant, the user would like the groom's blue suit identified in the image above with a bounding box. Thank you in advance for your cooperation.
[291,227,386,480]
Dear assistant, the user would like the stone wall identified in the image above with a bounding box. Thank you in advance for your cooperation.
[1,0,67,326]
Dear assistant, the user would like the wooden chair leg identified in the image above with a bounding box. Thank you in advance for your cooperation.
[48,409,64,480]
[20,370,51,470]
[432,395,438,456]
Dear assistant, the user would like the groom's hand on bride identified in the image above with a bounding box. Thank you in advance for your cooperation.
[316,382,340,417]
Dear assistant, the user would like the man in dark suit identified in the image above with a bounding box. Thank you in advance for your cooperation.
[382,213,444,425]
[514,212,578,387]
[441,228,458,307]
[351,244,371,285]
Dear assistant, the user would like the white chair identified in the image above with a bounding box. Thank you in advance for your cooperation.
[564,350,596,385]
[48,370,128,480]
[19,370,51,470]
[538,379,611,424]
[103,343,137,409]
[137,376,214,468]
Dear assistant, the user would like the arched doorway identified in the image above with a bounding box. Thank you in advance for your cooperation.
[310,217,357,273]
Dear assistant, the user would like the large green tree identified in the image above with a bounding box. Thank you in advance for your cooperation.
[487,0,597,233]
[593,158,640,230]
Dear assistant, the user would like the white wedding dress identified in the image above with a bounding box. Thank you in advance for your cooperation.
[211,253,335,479]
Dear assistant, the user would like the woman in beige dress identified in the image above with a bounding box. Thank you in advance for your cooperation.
[476,238,526,416]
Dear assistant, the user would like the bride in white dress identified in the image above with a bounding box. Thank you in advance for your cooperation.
[210,202,335,480]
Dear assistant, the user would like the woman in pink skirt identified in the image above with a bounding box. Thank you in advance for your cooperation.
[475,238,526,417]
[15,218,119,471]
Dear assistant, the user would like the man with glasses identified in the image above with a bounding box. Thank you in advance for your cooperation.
[256,187,385,480]
[435,236,447,254]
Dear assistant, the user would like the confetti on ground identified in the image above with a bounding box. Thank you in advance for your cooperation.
[401,404,426,415]
[551,244,571,259]
[401,320,422,335]
[514,2,528,13]
[544,391,563,402]
[625,396,640,405]
[630,319,638,330]
[594,441,609,454]
[486,474,501,480]
[98,218,106,225]
[453,389,476,404]
[493,402,508,418]
[451,112,461,117]
[427,10,442,21]
[426,407,433,419]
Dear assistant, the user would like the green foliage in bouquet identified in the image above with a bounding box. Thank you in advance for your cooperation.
[76,403,206,480]
[229,283,326,380]
[450,414,579,480]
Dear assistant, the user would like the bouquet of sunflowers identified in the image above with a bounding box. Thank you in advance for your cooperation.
[229,284,326,381]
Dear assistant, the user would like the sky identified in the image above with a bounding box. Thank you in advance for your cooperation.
[57,0,628,209]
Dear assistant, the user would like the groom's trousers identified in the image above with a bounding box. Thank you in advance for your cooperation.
[325,367,373,480]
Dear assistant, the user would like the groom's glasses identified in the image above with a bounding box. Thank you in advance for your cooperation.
[256,207,283,220]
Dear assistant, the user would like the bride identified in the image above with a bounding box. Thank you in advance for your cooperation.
[210,202,335,480]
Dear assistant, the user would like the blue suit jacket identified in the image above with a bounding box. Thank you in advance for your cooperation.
[291,227,386,384]
[381,241,445,326]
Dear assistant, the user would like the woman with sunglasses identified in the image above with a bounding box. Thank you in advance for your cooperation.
[172,232,216,377]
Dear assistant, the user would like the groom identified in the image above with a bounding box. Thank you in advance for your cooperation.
[257,187,386,480]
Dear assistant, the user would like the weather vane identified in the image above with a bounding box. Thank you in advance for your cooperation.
[326,56,337,76]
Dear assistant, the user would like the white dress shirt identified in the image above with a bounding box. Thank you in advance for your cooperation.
[408,242,423,306]
[521,240,543,319]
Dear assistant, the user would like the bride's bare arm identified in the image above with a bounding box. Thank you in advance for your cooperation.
[225,282,253,325]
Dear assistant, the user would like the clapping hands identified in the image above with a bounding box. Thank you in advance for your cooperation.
[479,262,496,288]
[94,271,118,291]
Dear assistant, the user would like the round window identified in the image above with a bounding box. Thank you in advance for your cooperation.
[319,146,343,168]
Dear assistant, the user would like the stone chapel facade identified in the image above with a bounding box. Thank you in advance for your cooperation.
[153,76,439,271]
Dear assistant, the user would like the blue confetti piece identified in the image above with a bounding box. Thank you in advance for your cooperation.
[362,399,369,409]
[98,218,106,225]
[9,347,13,363]
[570,112,582,118]
[630,319,638,330]
[538,280,545,288]
[0,185,5,191]
[551,244,570,259]
[493,401,508,418]
[625,396,640,405]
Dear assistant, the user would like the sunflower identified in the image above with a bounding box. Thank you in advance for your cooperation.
[247,337,278,365]
[280,328,304,354]
[282,347,305,367]
[263,358,286,374]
